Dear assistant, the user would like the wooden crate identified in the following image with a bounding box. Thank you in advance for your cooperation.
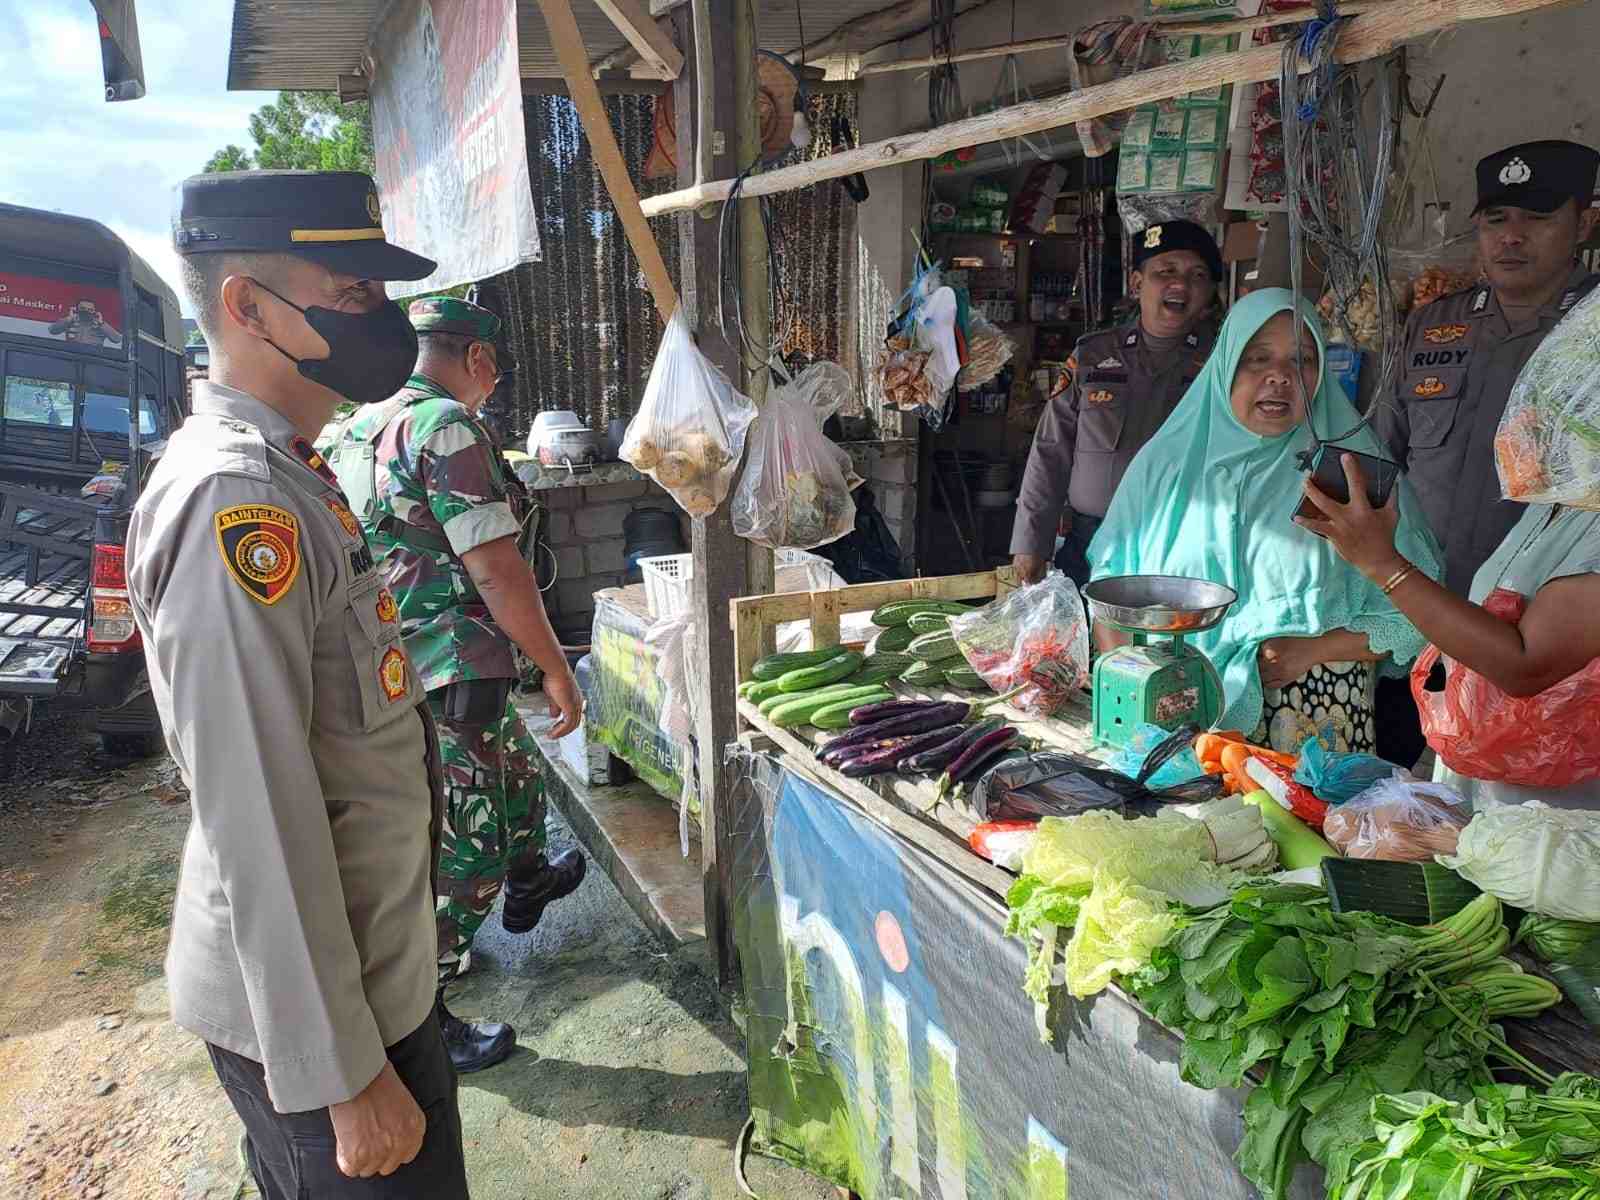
[728,569,999,685]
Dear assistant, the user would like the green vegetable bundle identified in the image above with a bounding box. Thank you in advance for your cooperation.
[1325,1075,1600,1198]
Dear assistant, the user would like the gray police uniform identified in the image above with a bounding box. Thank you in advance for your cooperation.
[127,380,437,1111]
[1377,267,1599,595]
[1012,319,1214,581]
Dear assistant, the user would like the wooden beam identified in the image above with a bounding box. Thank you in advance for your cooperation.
[535,0,679,323]
[855,3,1388,77]
[640,0,1570,218]
[590,0,685,78]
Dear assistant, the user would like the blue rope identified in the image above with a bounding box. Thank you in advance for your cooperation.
[1294,17,1345,121]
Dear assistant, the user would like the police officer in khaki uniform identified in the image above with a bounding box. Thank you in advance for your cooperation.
[1378,140,1600,596]
[129,171,470,1197]
[1011,219,1222,585]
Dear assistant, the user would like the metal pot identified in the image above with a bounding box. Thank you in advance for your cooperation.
[529,411,600,467]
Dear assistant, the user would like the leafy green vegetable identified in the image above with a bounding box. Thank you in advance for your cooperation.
[1020,809,1237,907]
[1325,1078,1600,1198]
[1062,869,1176,999]
[1517,914,1600,963]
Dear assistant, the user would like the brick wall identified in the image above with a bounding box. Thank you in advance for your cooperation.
[538,478,688,638]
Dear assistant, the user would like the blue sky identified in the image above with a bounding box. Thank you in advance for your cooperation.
[0,2,275,314]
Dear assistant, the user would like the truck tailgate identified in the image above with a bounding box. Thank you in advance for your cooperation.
[0,495,91,695]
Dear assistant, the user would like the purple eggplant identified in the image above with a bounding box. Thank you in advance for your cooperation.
[943,727,1019,788]
[847,698,951,727]
[903,717,1005,775]
[818,702,972,764]
[838,724,966,777]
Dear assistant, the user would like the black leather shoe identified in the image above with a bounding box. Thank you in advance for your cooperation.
[501,848,586,934]
[438,996,516,1073]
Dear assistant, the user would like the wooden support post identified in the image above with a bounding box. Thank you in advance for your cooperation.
[639,0,1575,219]
[677,0,748,990]
[590,0,685,79]
[535,0,680,322]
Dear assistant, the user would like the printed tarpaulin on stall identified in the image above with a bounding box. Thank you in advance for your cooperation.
[730,753,1321,1199]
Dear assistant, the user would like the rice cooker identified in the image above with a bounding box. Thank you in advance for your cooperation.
[528,411,601,468]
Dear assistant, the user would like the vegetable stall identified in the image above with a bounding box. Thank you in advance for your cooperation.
[725,569,1600,1198]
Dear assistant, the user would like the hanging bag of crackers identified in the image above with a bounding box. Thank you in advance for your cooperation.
[621,309,757,518]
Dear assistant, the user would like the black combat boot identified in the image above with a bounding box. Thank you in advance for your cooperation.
[437,992,516,1074]
[500,848,586,934]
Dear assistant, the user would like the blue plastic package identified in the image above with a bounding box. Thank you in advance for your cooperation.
[1108,723,1207,789]
[1294,737,1398,805]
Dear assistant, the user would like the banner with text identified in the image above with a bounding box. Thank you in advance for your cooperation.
[731,756,1322,1199]
[368,0,541,297]
[0,268,124,349]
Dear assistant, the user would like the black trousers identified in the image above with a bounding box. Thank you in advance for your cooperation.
[207,1011,469,1199]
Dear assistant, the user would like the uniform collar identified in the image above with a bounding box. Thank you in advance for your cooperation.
[402,372,456,402]
[1483,263,1594,334]
[191,381,342,492]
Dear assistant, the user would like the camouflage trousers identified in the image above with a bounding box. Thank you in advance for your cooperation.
[428,689,547,987]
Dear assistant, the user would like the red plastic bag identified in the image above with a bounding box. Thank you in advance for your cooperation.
[1412,588,1600,788]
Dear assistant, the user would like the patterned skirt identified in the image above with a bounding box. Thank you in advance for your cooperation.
[1252,660,1377,755]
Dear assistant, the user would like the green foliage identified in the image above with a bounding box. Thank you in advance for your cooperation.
[205,91,375,175]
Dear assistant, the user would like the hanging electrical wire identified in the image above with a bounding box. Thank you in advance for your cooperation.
[1279,1,1401,445]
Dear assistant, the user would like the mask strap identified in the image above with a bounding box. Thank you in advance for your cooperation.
[247,278,312,369]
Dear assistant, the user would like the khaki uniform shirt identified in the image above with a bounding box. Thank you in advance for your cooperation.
[127,381,436,1114]
[1376,266,1599,595]
[1011,319,1214,558]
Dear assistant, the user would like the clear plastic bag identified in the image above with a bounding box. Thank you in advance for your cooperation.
[949,572,1090,717]
[621,308,757,518]
[1413,589,1600,787]
[1496,284,1600,508]
[1321,777,1470,861]
[1293,738,1407,805]
[1107,723,1209,790]
[732,363,859,550]
[956,311,1016,393]
[879,262,958,429]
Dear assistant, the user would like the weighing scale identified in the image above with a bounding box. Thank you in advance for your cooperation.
[1082,575,1237,749]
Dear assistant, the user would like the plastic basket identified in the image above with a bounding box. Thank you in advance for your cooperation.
[640,553,693,618]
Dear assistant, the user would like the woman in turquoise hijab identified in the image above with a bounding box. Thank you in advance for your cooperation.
[1087,289,1443,753]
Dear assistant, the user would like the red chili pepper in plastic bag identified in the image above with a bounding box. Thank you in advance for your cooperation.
[1243,755,1328,830]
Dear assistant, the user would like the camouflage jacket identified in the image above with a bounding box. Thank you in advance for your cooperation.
[323,374,522,692]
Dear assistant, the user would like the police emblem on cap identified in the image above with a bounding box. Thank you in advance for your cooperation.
[1144,225,1164,250]
[1499,157,1533,186]
[366,189,382,225]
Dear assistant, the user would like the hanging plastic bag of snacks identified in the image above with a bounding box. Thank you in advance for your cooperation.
[621,308,757,518]
[732,363,861,550]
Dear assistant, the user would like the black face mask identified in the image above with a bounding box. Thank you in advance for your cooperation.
[251,280,419,405]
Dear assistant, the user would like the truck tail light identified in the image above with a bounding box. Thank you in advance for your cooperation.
[88,543,140,652]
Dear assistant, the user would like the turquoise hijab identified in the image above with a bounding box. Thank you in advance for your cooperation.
[1087,289,1443,733]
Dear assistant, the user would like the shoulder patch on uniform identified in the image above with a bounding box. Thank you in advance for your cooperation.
[214,504,301,605]
[379,646,409,701]
[1422,323,1468,345]
[324,496,362,540]
[1413,376,1447,398]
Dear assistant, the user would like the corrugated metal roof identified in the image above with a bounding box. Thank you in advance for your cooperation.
[227,0,914,89]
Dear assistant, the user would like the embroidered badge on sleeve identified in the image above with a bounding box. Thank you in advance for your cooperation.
[214,504,302,605]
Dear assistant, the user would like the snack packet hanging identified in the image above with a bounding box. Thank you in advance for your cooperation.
[621,309,757,517]
[732,363,860,550]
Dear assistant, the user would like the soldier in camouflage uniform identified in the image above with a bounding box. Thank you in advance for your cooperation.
[325,296,585,1074]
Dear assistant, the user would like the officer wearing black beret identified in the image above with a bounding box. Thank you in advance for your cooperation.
[127,171,472,1196]
[1372,140,1599,766]
[1013,218,1223,586]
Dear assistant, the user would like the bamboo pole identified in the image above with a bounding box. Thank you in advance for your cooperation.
[855,1,1387,76]
[537,0,680,322]
[640,0,1566,219]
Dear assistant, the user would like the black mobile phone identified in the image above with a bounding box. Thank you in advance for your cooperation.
[1294,444,1400,521]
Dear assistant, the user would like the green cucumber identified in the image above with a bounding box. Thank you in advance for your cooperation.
[908,630,961,663]
[777,651,865,693]
[942,666,989,691]
[745,677,790,705]
[862,652,915,673]
[851,662,905,687]
[770,684,894,728]
[907,611,956,635]
[751,647,845,682]
[900,661,948,688]
[811,690,896,730]
[757,681,861,716]
[869,625,918,653]
[870,600,972,628]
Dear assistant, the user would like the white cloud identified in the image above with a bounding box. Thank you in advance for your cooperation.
[0,1,278,314]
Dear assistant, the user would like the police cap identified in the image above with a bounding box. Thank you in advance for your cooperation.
[1474,140,1600,215]
[172,170,437,281]
[1129,219,1224,281]
[408,296,518,374]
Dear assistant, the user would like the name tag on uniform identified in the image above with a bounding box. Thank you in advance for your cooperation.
[347,543,376,577]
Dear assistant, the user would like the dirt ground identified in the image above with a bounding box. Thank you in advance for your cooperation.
[0,711,836,1200]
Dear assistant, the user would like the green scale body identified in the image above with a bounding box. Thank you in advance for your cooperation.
[1091,631,1226,749]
